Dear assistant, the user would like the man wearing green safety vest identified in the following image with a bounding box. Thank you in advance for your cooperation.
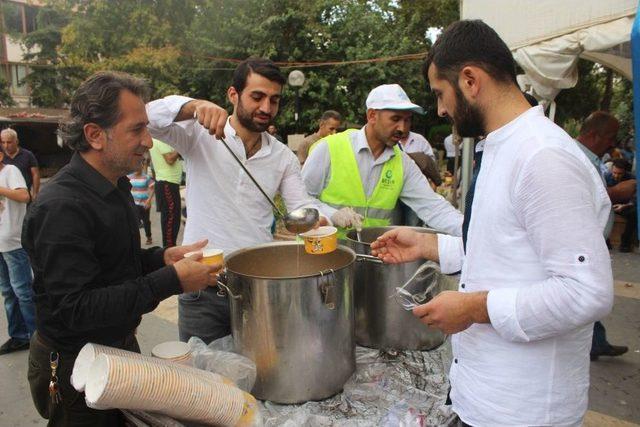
[302,84,463,238]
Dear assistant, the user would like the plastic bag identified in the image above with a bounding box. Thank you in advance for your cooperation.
[259,345,456,427]
[393,261,451,312]
[189,336,257,392]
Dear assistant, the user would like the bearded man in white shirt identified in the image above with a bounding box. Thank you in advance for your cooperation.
[371,20,613,426]
[146,58,327,344]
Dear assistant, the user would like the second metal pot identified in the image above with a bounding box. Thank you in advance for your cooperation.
[345,226,454,351]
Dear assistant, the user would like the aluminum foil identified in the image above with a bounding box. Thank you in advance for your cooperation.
[260,343,456,427]
[125,338,455,427]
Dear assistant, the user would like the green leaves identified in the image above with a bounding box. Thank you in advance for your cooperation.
[20,0,625,141]
[26,0,455,138]
[0,75,16,107]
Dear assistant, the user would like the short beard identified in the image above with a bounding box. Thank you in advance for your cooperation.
[237,98,270,133]
[386,130,404,147]
[371,124,403,148]
[104,131,140,177]
[452,85,485,138]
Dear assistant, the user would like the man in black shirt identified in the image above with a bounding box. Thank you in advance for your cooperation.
[22,71,219,427]
[1,128,40,200]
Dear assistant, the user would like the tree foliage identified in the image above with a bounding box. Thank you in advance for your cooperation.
[555,59,632,138]
[23,0,455,137]
[0,75,16,106]
[21,0,629,143]
[21,3,79,107]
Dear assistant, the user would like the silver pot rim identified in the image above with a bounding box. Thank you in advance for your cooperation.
[225,241,357,280]
[343,226,438,247]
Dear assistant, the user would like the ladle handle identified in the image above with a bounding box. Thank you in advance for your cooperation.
[218,136,286,218]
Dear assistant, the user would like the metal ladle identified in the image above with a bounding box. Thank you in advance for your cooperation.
[218,136,319,234]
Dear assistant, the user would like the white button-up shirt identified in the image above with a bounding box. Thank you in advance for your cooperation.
[302,127,462,236]
[146,95,322,254]
[437,106,613,426]
[400,131,436,161]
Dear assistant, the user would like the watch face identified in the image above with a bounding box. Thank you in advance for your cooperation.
[288,70,305,87]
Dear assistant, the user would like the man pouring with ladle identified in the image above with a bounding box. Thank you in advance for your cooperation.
[147,57,329,344]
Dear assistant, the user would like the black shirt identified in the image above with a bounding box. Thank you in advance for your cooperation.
[3,147,37,190]
[22,153,181,353]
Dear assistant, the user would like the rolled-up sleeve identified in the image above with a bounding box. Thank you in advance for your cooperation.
[437,234,464,274]
[487,147,613,342]
[146,95,197,155]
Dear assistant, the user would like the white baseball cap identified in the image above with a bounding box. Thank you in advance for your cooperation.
[365,84,424,114]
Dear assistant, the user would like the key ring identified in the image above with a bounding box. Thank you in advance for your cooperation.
[49,351,59,367]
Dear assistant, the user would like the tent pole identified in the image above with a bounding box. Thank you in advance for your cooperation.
[548,101,557,122]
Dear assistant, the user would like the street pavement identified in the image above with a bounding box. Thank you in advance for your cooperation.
[0,207,638,426]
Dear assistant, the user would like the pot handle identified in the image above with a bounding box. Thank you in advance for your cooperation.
[216,281,242,300]
[356,253,384,264]
[318,269,337,310]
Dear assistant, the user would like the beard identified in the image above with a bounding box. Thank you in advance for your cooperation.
[452,85,485,138]
[371,126,404,148]
[236,98,272,133]
[386,129,404,147]
[104,132,144,177]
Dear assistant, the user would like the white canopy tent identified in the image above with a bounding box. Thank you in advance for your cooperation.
[452,1,637,216]
[461,0,635,102]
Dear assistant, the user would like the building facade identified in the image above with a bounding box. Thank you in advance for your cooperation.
[0,0,41,107]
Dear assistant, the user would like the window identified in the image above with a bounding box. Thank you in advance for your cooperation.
[10,64,28,96]
[25,5,37,33]
[2,2,23,34]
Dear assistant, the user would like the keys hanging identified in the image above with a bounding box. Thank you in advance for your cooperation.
[49,351,62,404]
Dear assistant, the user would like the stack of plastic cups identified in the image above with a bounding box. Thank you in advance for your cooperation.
[151,341,193,366]
[84,353,260,426]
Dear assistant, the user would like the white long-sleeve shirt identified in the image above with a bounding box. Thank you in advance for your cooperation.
[302,126,462,236]
[437,106,613,426]
[146,95,322,254]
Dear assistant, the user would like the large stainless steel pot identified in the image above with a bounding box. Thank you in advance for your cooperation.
[221,242,356,404]
[345,226,454,351]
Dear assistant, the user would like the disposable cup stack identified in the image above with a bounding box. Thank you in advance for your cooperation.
[72,343,233,393]
[151,341,192,365]
[71,343,142,392]
[85,353,258,426]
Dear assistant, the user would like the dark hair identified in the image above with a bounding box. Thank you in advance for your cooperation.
[232,57,286,93]
[612,158,631,172]
[424,20,517,86]
[320,110,342,122]
[579,111,619,137]
[59,71,149,152]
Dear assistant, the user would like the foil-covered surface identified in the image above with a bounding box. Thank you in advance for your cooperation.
[124,338,455,427]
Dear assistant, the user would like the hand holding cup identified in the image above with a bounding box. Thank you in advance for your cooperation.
[173,254,221,293]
